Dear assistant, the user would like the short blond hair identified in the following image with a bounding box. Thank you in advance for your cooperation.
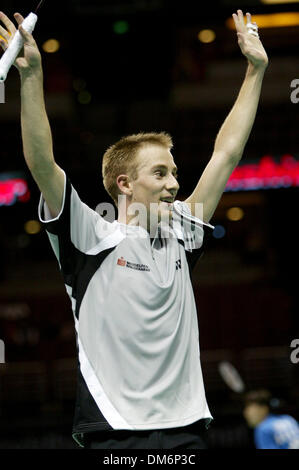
[102,131,173,205]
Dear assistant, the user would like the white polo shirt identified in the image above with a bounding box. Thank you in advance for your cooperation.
[38,170,214,447]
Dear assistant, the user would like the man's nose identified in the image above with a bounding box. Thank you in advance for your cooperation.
[165,173,179,192]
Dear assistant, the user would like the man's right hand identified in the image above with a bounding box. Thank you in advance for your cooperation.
[0,11,42,75]
[0,13,65,219]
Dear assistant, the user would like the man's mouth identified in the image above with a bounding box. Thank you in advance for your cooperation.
[159,199,174,211]
[160,198,174,205]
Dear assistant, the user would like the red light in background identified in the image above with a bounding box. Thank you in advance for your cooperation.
[0,178,30,206]
[226,154,299,191]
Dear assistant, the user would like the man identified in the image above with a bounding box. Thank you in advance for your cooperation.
[243,390,299,449]
[0,10,268,448]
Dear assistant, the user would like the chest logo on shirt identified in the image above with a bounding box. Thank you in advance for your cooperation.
[175,259,182,270]
[117,257,150,272]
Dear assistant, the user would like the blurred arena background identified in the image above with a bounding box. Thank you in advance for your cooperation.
[0,0,298,449]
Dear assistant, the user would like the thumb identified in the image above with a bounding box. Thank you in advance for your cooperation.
[15,57,27,69]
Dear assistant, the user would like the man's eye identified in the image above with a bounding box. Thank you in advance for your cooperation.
[155,171,163,176]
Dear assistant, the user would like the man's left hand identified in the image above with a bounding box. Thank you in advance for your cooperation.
[233,10,268,69]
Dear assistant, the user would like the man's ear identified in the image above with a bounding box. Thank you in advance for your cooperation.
[116,174,133,197]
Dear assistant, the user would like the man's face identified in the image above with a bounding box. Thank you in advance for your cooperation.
[129,144,180,229]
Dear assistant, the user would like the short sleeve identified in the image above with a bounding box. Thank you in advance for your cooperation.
[171,200,215,270]
[38,169,114,277]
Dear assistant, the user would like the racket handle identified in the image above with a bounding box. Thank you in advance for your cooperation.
[0,13,38,82]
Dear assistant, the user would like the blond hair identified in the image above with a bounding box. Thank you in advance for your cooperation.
[102,131,173,205]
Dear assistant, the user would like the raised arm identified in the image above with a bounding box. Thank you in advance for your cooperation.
[0,11,64,218]
[185,10,268,223]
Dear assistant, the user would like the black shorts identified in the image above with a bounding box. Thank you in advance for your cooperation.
[84,420,208,449]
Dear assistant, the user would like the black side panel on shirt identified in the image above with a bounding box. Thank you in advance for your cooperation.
[74,247,116,319]
[185,224,214,274]
[40,176,117,320]
[39,176,77,287]
[72,361,114,435]
[40,177,119,443]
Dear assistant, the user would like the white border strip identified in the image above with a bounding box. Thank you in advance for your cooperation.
[38,170,67,223]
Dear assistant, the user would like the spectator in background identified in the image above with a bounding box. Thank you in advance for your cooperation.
[243,389,299,449]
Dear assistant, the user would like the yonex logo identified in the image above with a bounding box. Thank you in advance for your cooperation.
[175,259,181,270]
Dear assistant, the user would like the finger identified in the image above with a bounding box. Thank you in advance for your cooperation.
[0,37,8,51]
[237,9,244,22]
[0,25,10,41]
[246,12,252,24]
[0,11,16,36]
[14,12,25,26]
[15,57,27,69]
[237,9,246,33]
[232,13,240,32]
